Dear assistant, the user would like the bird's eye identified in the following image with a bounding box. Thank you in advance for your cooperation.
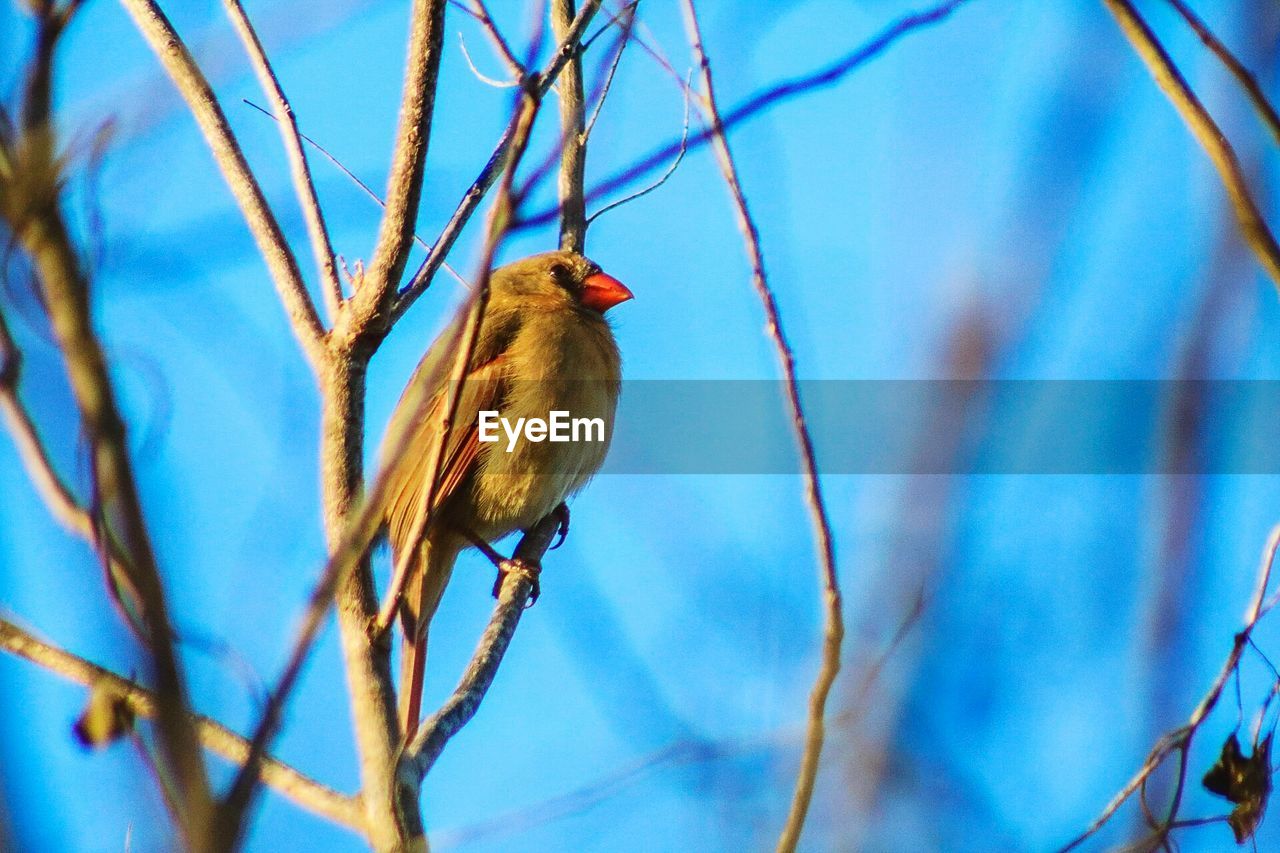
[548,262,574,288]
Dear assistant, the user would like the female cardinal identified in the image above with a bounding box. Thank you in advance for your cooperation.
[379,250,633,739]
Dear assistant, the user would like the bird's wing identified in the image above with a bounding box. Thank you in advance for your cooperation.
[382,354,506,554]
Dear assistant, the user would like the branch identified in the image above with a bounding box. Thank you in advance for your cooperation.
[466,0,525,79]
[677,4,843,852]
[1103,0,1280,291]
[115,0,327,369]
[0,617,366,834]
[519,0,972,232]
[551,0,588,252]
[1165,0,1280,146]
[354,0,448,329]
[1057,523,1280,851]
[221,0,343,323]
[4,9,215,840]
[393,0,603,323]
[0,306,91,540]
[399,511,562,782]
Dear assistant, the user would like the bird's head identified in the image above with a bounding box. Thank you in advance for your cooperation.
[490,251,634,315]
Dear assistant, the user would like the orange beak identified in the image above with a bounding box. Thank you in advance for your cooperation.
[581,271,634,313]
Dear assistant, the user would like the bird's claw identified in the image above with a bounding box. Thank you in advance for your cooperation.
[492,558,541,607]
[550,503,570,550]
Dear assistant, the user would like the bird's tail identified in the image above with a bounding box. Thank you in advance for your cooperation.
[397,537,455,741]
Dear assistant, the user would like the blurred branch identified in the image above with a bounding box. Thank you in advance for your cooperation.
[462,0,525,79]
[677,4,843,852]
[552,0,588,252]
[0,306,91,539]
[221,0,343,323]
[0,617,366,834]
[1103,0,1280,290]
[115,0,327,369]
[1165,0,1280,146]
[353,0,447,331]
[2,5,215,843]
[400,510,561,782]
[1058,523,1280,851]
[520,0,973,231]
[393,0,603,323]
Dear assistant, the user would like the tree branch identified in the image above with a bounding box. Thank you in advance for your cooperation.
[1165,0,1280,146]
[400,511,562,782]
[551,0,588,252]
[115,0,327,370]
[1103,0,1280,290]
[0,617,366,834]
[0,306,91,540]
[354,0,447,330]
[221,0,343,324]
[3,8,215,840]
[1057,523,1280,851]
[677,4,843,852]
[519,0,972,232]
[393,0,603,323]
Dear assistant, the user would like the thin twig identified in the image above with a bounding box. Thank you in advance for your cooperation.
[1103,0,1280,290]
[1058,523,1280,851]
[240,99,472,290]
[519,0,973,232]
[468,0,526,78]
[0,617,366,833]
[115,0,327,369]
[676,4,843,852]
[458,31,520,88]
[582,1,638,144]
[1165,0,1280,146]
[221,0,343,324]
[394,0,603,323]
[584,68,689,226]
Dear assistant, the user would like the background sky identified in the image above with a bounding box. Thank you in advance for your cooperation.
[4,0,1280,850]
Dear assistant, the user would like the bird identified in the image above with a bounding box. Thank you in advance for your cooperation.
[378,250,633,740]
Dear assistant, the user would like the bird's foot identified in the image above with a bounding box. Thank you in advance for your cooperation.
[492,557,541,607]
[550,502,570,550]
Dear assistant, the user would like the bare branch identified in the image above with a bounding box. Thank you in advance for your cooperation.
[677,4,843,852]
[551,0,588,252]
[400,510,562,781]
[1058,523,1280,851]
[520,0,973,232]
[585,68,689,227]
[582,1,638,144]
[467,0,526,78]
[0,306,92,539]
[0,617,366,834]
[221,0,343,323]
[1165,0,1280,146]
[355,0,448,327]
[1103,0,1280,290]
[393,0,604,323]
[458,31,520,88]
[115,0,327,369]
[3,9,215,839]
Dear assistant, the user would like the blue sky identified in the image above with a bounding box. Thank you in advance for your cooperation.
[4,0,1280,850]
